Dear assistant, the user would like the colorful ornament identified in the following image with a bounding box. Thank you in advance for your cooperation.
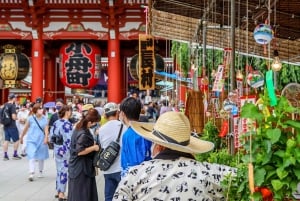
[199,76,209,92]
[254,187,273,201]
[247,70,264,88]
[253,24,273,45]
[219,121,229,138]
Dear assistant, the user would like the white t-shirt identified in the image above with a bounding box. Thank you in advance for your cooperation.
[98,120,126,174]
[16,109,30,133]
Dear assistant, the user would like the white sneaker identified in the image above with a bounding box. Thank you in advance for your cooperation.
[28,173,34,181]
[37,171,43,178]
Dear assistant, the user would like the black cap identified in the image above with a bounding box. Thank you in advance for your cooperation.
[8,93,16,99]
[36,97,43,103]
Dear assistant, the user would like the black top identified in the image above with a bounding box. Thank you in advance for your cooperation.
[147,106,156,119]
[48,112,59,127]
[69,129,96,179]
[4,103,17,128]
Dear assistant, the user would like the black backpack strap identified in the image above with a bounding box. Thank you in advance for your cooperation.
[116,124,124,143]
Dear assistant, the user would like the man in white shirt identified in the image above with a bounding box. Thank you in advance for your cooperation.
[98,102,126,201]
[113,112,236,201]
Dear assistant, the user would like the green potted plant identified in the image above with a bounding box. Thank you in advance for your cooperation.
[197,91,300,200]
[223,92,300,200]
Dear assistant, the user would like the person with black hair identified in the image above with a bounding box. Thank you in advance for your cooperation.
[118,97,152,177]
[48,98,64,128]
[2,93,22,160]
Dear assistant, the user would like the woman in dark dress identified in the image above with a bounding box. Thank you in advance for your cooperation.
[68,108,101,201]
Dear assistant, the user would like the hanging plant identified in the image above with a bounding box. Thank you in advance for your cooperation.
[171,41,190,77]
[170,40,300,91]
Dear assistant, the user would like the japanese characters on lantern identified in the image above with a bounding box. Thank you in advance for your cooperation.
[0,44,30,88]
[138,34,155,90]
[59,42,101,90]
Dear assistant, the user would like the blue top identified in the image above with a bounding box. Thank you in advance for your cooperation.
[51,119,73,158]
[121,126,152,171]
[26,115,49,160]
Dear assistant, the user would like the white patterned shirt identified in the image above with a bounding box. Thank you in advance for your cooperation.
[113,157,236,201]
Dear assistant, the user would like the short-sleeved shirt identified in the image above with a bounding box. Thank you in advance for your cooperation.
[121,126,152,171]
[3,103,17,128]
[113,158,237,201]
[98,120,126,174]
[69,129,96,179]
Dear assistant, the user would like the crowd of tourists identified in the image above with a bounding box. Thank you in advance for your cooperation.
[0,92,236,201]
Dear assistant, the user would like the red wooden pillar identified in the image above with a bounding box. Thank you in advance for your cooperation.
[44,57,56,103]
[31,38,44,102]
[107,30,122,103]
[179,84,187,104]
[1,88,9,104]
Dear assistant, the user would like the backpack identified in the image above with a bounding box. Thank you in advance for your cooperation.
[0,104,12,126]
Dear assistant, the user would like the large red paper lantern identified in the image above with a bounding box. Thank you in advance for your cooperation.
[59,42,101,91]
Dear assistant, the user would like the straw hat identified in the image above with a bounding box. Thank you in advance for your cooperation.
[82,103,94,111]
[131,111,214,154]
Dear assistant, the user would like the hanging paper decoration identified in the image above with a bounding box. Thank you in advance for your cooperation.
[223,48,232,78]
[236,95,257,148]
[236,70,244,97]
[253,24,273,45]
[59,42,101,92]
[212,65,224,92]
[233,116,240,148]
[266,70,277,106]
[0,44,30,88]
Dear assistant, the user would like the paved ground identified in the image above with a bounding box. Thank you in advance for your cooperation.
[0,141,105,201]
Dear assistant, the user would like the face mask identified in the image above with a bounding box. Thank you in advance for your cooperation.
[90,122,99,130]
[151,143,158,158]
[56,105,62,110]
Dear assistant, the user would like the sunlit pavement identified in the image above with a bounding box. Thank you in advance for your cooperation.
[0,143,105,201]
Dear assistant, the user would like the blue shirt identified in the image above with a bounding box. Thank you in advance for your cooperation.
[121,126,152,171]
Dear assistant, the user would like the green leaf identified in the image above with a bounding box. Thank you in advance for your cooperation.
[266,128,281,144]
[271,179,284,191]
[287,138,296,150]
[254,168,266,186]
[294,169,300,180]
[276,167,289,180]
[285,120,300,129]
[241,103,264,122]
[274,150,285,157]
[283,157,296,168]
